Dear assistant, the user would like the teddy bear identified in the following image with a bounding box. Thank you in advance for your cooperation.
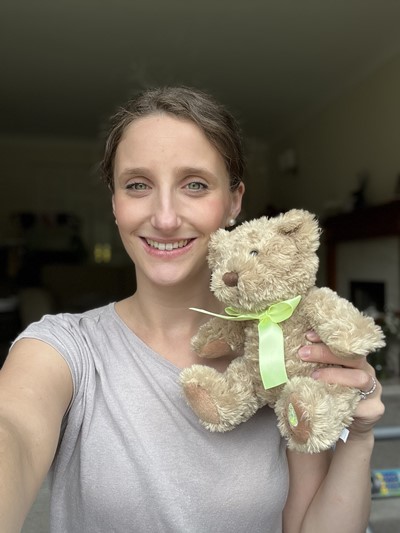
[180,209,385,453]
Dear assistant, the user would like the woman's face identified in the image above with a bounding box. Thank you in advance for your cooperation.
[112,113,244,289]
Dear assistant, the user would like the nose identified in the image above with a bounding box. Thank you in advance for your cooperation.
[150,191,182,232]
[222,271,239,287]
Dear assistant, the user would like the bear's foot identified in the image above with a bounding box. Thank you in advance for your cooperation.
[275,376,360,453]
[183,382,221,425]
[180,362,262,432]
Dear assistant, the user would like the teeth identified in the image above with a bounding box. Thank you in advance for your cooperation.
[146,239,188,250]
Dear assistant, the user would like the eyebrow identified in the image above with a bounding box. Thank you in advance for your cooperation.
[178,166,219,179]
[117,167,149,178]
[117,166,219,180]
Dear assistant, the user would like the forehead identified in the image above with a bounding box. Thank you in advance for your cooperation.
[115,114,227,172]
[119,114,206,147]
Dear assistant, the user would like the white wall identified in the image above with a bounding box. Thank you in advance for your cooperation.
[269,52,400,216]
[336,237,400,309]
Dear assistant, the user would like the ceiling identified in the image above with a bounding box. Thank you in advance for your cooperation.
[2,0,400,142]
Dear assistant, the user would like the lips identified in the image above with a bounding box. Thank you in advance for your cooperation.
[145,238,191,251]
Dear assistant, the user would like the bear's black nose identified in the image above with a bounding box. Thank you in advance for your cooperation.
[222,271,239,287]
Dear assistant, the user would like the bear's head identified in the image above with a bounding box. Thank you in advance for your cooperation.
[207,209,321,312]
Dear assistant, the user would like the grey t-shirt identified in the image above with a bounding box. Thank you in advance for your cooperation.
[16,303,289,532]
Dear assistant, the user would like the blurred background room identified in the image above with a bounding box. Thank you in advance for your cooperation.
[0,2,399,531]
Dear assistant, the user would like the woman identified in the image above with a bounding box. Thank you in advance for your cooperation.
[0,86,383,532]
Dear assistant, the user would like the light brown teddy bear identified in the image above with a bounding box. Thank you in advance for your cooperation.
[180,209,385,453]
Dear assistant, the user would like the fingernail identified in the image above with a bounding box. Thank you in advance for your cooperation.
[299,346,311,359]
[305,330,319,341]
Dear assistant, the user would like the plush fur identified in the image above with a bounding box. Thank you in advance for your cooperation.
[180,209,385,453]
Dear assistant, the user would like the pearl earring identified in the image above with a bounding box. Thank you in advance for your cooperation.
[228,218,236,227]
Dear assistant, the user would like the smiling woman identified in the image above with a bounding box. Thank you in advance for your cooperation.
[111,113,243,290]
[0,86,385,533]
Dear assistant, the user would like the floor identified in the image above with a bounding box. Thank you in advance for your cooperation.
[368,383,400,533]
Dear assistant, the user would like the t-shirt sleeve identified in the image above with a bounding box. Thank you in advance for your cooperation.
[11,313,89,404]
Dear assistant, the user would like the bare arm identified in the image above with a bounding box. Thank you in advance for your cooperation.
[283,333,384,533]
[0,339,73,532]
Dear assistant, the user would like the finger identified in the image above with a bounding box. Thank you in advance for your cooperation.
[359,375,378,399]
[305,330,321,343]
[311,366,379,394]
[298,343,366,369]
[352,396,385,435]
[352,381,385,430]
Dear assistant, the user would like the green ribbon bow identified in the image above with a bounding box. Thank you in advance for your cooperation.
[190,295,301,390]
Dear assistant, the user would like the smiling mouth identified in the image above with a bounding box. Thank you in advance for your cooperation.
[145,238,191,251]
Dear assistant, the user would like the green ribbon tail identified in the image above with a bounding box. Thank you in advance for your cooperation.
[189,307,251,321]
[258,320,287,389]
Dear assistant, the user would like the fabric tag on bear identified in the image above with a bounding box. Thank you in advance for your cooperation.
[339,427,349,443]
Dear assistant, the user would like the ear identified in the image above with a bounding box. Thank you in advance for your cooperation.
[230,182,245,221]
[277,209,321,251]
[112,195,116,217]
[276,209,308,233]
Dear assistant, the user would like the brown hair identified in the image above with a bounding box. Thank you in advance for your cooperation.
[100,86,245,193]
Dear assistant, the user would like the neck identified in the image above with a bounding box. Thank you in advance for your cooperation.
[115,285,221,369]
[114,276,235,370]
[118,275,222,335]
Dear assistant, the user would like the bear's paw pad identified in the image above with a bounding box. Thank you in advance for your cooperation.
[286,398,311,444]
[183,383,221,424]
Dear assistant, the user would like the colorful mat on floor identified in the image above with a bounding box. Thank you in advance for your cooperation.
[371,469,400,498]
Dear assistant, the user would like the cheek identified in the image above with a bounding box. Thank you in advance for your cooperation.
[113,206,128,229]
[201,198,232,229]
[113,197,141,227]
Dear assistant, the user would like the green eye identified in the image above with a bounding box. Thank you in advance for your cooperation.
[187,182,207,190]
[127,182,148,190]
[250,250,258,256]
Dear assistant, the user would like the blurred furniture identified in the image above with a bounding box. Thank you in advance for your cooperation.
[324,200,400,290]
[0,263,135,367]
[39,263,135,314]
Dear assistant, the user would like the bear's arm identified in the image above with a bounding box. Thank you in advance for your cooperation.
[299,287,385,359]
[191,317,247,359]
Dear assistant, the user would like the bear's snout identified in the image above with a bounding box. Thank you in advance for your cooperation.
[222,271,239,287]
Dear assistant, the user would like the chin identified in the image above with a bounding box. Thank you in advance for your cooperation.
[148,265,209,289]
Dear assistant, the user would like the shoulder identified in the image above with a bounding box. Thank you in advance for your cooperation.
[15,303,115,343]
[10,303,118,392]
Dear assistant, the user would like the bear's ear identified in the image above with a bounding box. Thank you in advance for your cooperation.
[207,228,230,269]
[276,209,321,250]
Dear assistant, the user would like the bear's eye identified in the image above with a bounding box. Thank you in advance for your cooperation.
[249,249,258,256]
